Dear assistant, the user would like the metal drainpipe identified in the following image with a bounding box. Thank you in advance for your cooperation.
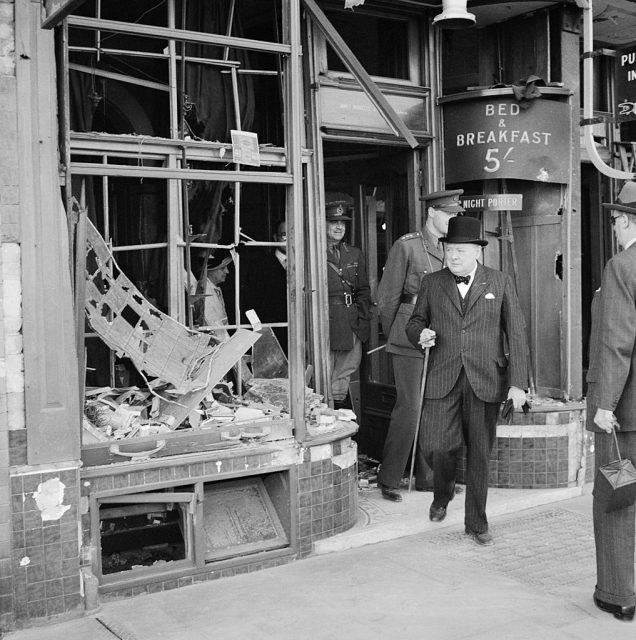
[578,0,635,180]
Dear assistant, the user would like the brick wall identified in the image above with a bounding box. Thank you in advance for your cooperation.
[0,0,23,631]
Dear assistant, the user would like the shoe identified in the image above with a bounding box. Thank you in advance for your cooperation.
[415,485,433,492]
[465,528,494,546]
[594,595,635,621]
[379,483,402,502]
[429,505,447,522]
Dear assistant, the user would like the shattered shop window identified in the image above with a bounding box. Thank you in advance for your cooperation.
[66,0,285,146]
[324,10,411,81]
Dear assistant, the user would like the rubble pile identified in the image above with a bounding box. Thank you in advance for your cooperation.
[83,377,357,446]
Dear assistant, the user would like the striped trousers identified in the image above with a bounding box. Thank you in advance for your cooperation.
[420,368,499,534]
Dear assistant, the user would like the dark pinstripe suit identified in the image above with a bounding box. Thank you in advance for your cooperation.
[586,243,636,609]
[406,264,529,533]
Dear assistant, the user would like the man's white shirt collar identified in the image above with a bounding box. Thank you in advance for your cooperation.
[456,263,478,297]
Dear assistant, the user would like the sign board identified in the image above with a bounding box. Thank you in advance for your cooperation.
[615,45,636,122]
[443,98,570,184]
[320,85,428,135]
[460,194,523,212]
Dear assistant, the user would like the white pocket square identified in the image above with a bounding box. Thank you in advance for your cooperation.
[485,293,495,299]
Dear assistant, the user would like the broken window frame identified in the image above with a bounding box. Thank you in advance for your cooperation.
[58,0,309,443]
[90,469,294,585]
[317,3,422,87]
[93,487,200,583]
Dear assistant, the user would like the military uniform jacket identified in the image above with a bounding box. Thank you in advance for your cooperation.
[586,243,636,432]
[327,242,371,350]
[405,264,529,403]
[377,228,444,358]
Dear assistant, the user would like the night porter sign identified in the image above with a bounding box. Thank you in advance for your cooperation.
[443,98,571,184]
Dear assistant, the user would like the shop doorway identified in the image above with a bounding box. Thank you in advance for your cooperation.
[323,142,416,460]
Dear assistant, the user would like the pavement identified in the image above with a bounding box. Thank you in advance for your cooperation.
[6,481,636,640]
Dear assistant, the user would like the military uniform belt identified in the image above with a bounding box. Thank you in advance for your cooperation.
[400,293,418,305]
[329,293,355,307]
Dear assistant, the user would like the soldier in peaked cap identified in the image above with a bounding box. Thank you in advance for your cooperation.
[325,194,371,409]
[376,189,465,502]
[586,181,636,621]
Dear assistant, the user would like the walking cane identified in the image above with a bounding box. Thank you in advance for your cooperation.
[408,347,430,493]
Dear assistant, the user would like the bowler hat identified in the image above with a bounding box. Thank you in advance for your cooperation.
[420,189,465,213]
[602,181,636,215]
[206,250,232,271]
[325,192,353,221]
[440,215,487,246]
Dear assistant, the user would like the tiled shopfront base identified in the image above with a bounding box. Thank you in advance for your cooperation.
[296,438,358,557]
[457,402,591,488]
[81,433,358,603]
[9,467,82,626]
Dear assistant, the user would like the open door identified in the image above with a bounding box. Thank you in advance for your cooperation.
[323,142,416,460]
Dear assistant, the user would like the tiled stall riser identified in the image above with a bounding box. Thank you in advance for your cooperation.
[9,468,82,624]
[81,437,358,601]
[457,407,590,488]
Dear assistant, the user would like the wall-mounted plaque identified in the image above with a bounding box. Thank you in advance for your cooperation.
[320,85,428,135]
[443,98,571,184]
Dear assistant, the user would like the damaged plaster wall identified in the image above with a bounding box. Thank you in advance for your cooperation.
[33,477,71,521]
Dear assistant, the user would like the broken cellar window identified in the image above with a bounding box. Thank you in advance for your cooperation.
[99,490,192,576]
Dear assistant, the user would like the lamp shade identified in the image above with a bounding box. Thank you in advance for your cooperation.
[432,0,476,29]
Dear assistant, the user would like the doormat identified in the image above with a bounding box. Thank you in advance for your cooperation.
[202,477,288,562]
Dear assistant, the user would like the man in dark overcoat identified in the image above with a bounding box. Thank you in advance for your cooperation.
[376,189,464,502]
[406,216,528,545]
[586,181,636,622]
[326,197,371,408]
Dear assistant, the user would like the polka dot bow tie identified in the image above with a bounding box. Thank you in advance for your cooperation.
[454,275,470,285]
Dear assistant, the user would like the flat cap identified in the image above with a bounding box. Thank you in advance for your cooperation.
[420,189,465,213]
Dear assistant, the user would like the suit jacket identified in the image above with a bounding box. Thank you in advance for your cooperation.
[377,228,444,358]
[586,243,636,432]
[405,264,529,403]
[327,242,371,350]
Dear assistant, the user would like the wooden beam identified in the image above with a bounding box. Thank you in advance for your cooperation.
[70,163,293,184]
[68,63,170,93]
[67,16,292,55]
[41,0,87,29]
[301,0,419,149]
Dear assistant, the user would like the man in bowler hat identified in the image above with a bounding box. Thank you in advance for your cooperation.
[325,195,371,409]
[406,215,529,545]
[586,181,636,622]
[376,189,465,502]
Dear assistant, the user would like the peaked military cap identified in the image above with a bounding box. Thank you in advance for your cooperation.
[602,181,636,215]
[420,189,465,213]
[325,192,353,221]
